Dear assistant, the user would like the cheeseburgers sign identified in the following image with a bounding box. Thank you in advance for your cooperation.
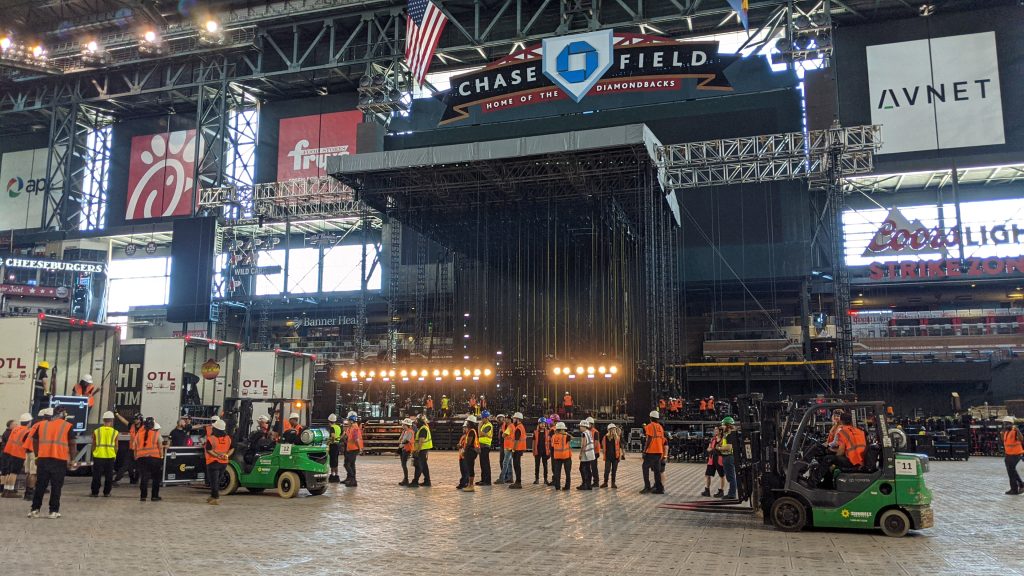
[436,30,788,127]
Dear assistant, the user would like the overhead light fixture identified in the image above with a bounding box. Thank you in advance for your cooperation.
[139,30,165,56]
[199,19,225,46]
[919,3,935,16]
[0,37,11,51]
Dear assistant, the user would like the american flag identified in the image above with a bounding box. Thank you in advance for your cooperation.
[406,0,448,86]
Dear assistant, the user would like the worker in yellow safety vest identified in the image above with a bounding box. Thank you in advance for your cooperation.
[90,411,118,497]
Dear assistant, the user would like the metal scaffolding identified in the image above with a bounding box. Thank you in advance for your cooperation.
[657,123,881,393]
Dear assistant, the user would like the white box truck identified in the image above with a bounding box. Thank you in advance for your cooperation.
[0,314,119,431]
[238,349,315,430]
[138,336,241,430]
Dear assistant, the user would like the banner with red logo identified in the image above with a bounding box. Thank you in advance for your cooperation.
[125,130,202,221]
[276,111,361,180]
[0,284,69,298]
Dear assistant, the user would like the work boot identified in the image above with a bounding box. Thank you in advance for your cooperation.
[561,486,569,491]
[494,479,505,485]
[640,487,651,494]
[89,493,98,498]
[2,490,20,499]
[611,482,617,489]
[1006,489,1020,495]
[509,482,522,489]
[399,480,409,486]
[47,511,61,519]
[151,496,162,502]
[652,488,664,495]
[345,481,357,488]
[600,482,608,488]
[713,489,724,498]
[463,479,475,492]
[407,482,420,488]
[22,488,33,501]
[700,487,711,497]
[27,509,39,518]
[533,479,539,485]
[209,499,220,505]
[421,482,431,487]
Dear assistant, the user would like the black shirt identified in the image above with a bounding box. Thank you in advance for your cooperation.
[168,428,191,447]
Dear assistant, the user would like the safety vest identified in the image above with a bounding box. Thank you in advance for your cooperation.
[34,419,72,461]
[425,398,434,409]
[605,435,622,460]
[658,399,666,410]
[73,382,96,407]
[512,423,527,451]
[551,432,571,460]
[718,431,734,456]
[346,425,363,452]
[1003,428,1023,456]
[457,430,467,459]
[592,428,601,456]
[699,400,707,411]
[400,428,414,452]
[417,425,433,450]
[129,423,143,453]
[329,424,342,444]
[501,423,513,450]
[92,425,118,459]
[479,421,493,446]
[563,394,573,407]
[467,428,479,450]
[838,425,867,466]
[441,397,449,409]
[135,429,163,459]
[205,434,232,465]
[532,427,547,455]
[706,437,721,465]
[2,424,30,459]
[644,422,666,455]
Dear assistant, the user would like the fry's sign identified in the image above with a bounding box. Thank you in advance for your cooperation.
[867,256,1024,282]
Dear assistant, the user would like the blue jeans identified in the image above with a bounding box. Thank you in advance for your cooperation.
[499,450,514,482]
[723,455,737,498]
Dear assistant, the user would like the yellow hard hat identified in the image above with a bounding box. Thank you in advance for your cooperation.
[38,361,50,369]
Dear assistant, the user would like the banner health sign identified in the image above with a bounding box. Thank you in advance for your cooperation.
[843,199,1024,282]
[436,31,794,127]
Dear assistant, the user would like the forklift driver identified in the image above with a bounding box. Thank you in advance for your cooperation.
[244,415,275,467]
[280,413,303,443]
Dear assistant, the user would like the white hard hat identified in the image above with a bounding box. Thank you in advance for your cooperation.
[19,413,32,422]
[496,414,506,419]
[212,415,221,422]
[586,416,595,424]
[466,415,477,423]
[608,423,617,430]
[565,391,570,395]
[649,410,660,419]
[289,413,300,420]
[39,408,53,417]
[257,415,269,422]
[579,420,590,428]
[82,374,94,384]
[153,423,162,430]
[513,412,523,419]
[402,418,413,426]
[213,419,226,431]
[347,411,358,418]
[462,421,468,427]
[101,411,115,420]
[555,422,567,430]
[1002,416,1017,424]
[328,413,338,422]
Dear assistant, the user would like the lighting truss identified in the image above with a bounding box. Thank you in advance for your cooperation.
[199,176,379,222]
[657,124,880,191]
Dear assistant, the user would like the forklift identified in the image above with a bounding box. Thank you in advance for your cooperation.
[217,397,330,498]
[662,395,933,537]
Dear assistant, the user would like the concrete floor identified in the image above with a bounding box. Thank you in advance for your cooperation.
[0,452,1021,576]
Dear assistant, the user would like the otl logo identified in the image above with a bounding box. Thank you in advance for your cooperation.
[542,29,614,103]
[125,130,203,220]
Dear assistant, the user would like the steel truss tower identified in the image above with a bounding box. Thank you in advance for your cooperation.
[657,123,880,393]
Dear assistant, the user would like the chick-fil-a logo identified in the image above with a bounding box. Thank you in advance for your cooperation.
[125,130,202,220]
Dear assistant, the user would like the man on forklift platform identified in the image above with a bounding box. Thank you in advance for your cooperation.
[245,415,275,467]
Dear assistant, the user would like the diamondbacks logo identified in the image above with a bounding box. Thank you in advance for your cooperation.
[542,30,614,103]
[125,130,202,220]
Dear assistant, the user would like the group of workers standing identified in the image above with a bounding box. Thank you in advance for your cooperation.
[396,410,669,494]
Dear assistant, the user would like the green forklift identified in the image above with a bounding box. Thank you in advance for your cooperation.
[662,396,933,537]
[218,397,329,498]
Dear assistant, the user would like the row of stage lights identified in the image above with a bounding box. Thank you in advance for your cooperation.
[1,19,226,70]
[550,364,620,379]
[339,367,495,383]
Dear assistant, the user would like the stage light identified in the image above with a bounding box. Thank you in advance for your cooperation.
[139,30,165,56]
[369,370,376,377]
[575,366,584,375]
[598,366,606,374]
[0,37,10,51]
[143,30,157,43]
[473,369,482,376]
[389,370,396,377]
[433,369,440,377]
[562,366,570,375]
[199,18,225,46]
[587,366,595,374]
[340,371,349,378]
[454,369,462,377]
[400,370,408,377]
[442,369,449,376]
[358,370,366,378]
[609,366,618,374]
[31,45,46,59]
[553,367,561,375]
[205,20,219,33]
[411,369,418,377]
[484,368,492,376]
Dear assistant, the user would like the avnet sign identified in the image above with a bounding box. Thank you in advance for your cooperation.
[867,31,1004,154]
